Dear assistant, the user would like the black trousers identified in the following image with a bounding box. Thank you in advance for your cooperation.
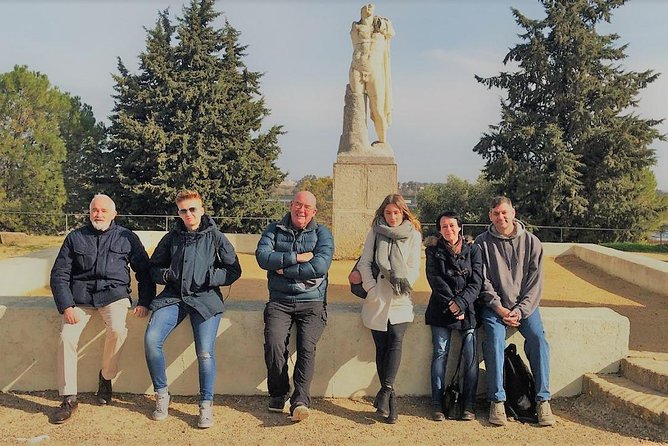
[263,300,327,409]
[371,321,409,388]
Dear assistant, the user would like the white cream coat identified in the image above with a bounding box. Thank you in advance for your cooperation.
[358,227,422,331]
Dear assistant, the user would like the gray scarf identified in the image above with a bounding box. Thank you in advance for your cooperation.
[374,219,414,295]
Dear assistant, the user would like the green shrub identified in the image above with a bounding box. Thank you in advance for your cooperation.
[602,242,668,253]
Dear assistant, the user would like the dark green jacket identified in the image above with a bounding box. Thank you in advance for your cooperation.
[148,215,241,319]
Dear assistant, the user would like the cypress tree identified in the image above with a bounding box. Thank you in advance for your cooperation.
[108,0,285,231]
[475,0,665,241]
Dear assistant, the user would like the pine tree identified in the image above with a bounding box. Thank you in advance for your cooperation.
[0,65,69,233]
[474,0,665,241]
[108,0,285,231]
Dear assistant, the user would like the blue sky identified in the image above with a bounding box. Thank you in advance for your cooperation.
[1,0,666,190]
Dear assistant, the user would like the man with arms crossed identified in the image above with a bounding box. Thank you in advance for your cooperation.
[50,194,155,423]
[255,191,333,422]
[475,196,556,426]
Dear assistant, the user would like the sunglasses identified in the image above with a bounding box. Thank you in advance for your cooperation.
[178,207,199,215]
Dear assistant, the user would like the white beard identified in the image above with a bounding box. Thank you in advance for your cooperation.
[91,220,111,231]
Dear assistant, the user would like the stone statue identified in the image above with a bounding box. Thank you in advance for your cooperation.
[338,3,395,155]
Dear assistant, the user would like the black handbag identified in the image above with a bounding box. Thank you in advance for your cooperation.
[348,259,367,298]
[348,239,379,299]
[442,331,473,419]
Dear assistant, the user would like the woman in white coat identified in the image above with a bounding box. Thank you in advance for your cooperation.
[358,193,422,423]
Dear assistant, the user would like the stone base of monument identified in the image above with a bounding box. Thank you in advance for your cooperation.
[332,155,397,259]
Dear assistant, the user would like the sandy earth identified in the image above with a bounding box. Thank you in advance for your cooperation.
[2,391,667,446]
[6,252,668,444]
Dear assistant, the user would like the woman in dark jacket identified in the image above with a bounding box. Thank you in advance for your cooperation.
[143,190,241,428]
[425,211,482,422]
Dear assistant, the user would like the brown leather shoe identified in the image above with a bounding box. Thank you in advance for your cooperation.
[52,398,78,424]
[461,408,476,421]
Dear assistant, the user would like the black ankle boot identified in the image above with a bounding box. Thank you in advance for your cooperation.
[375,386,391,417]
[96,370,112,405]
[386,390,398,424]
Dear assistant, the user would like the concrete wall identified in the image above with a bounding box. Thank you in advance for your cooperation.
[0,297,628,398]
[0,232,260,297]
[134,231,260,255]
[557,244,668,296]
[0,248,59,296]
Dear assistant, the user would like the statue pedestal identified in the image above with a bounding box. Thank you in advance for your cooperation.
[332,155,397,259]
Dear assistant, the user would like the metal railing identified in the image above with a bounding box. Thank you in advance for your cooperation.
[1,210,665,243]
[0,211,276,234]
[421,223,665,243]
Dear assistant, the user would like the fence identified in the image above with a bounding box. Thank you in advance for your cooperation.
[422,223,667,243]
[0,211,276,234]
[1,211,666,243]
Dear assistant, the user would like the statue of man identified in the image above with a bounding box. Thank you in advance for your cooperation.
[349,3,394,145]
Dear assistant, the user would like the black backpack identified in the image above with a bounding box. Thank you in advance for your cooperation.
[503,343,538,423]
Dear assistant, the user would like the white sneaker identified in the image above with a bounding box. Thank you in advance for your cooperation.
[198,400,213,429]
[152,392,170,421]
[290,404,310,422]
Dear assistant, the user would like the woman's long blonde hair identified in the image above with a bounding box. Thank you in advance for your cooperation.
[372,193,421,232]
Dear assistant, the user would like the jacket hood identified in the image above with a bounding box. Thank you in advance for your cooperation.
[424,235,439,247]
[487,218,527,240]
[172,214,217,235]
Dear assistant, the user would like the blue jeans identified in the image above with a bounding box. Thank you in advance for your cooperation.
[144,302,222,402]
[430,326,478,408]
[480,306,551,402]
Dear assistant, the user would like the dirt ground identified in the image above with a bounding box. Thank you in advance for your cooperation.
[2,391,667,445]
[6,251,668,445]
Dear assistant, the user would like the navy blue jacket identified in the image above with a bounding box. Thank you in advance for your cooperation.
[424,236,483,330]
[255,213,333,302]
[148,215,241,320]
[50,221,155,314]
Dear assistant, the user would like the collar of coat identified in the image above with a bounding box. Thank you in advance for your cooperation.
[277,212,318,233]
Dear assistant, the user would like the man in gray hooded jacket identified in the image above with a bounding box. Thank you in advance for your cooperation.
[475,196,555,427]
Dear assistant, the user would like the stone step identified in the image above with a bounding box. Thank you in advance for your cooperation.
[622,351,668,394]
[583,373,668,426]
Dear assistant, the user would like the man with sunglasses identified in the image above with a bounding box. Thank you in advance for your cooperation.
[50,194,155,424]
[255,191,334,422]
[143,189,241,428]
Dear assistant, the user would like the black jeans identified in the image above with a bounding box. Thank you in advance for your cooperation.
[263,300,327,409]
[371,321,409,388]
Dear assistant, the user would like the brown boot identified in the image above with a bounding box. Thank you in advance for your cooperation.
[537,400,556,426]
[52,397,78,424]
[489,401,507,426]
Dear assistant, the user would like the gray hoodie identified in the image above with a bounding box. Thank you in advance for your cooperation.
[474,219,543,318]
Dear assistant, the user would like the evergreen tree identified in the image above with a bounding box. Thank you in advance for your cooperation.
[474,0,665,241]
[297,175,333,229]
[61,96,109,214]
[108,0,285,231]
[0,66,69,233]
[417,175,493,237]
